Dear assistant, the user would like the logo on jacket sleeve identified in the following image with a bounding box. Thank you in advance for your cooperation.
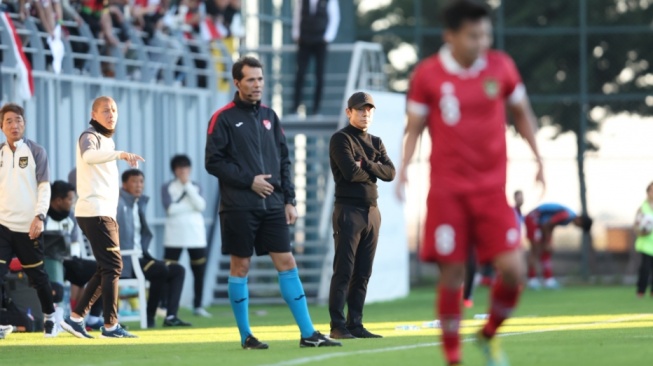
[263,119,272,130]
[18,156,28,168]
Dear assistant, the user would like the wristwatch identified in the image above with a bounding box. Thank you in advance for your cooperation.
[36,214,45,221]
[285,198,297,206]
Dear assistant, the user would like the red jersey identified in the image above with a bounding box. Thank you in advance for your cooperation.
[407,46,525,194]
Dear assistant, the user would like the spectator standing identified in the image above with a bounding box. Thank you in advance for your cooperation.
[161,154,211,318]
[291,0,340,116]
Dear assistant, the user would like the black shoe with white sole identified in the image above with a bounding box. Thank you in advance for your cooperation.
[300,331,342,348]
[242,335,269,350]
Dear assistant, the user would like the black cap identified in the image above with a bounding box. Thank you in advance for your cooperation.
[347,92,375,109]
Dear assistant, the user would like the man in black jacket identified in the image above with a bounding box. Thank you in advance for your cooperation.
[205,56,340,350]
[328,92,395,339]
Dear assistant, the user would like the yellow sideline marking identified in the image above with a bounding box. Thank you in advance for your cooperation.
[0,314,651,349]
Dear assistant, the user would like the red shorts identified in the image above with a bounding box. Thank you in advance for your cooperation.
[420,189,521,264]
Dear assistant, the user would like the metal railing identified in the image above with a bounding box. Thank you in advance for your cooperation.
[0,11,232,90]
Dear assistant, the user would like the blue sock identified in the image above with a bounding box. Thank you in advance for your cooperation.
[278,267,315,338]
[228,276,251,344]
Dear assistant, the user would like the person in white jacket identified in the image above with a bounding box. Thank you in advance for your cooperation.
[161,155,211,317]
[60,96,143,339]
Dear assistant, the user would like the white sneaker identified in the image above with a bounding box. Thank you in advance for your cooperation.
[193,307,213,318]
[527,278,542,290]
[544,278,561,289]
[0,325,14,339]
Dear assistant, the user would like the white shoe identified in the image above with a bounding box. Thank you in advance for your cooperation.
[193,307,213,318]
[544,278,561,289]
[0,325,14,339]
[527,278,542,290]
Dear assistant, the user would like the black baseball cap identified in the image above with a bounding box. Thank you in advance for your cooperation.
[347,92,375,109]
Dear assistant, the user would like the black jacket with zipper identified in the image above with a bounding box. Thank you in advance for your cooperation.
[205,93,295,212]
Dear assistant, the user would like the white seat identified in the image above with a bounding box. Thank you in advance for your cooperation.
[118,249,149,329]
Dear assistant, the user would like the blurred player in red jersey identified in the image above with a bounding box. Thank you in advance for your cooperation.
[396,1,544,365]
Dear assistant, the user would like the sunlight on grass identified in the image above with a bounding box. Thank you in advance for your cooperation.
[3,313,653,347]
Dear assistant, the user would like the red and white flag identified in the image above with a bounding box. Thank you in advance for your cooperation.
[199,18,224,41]
[0,13,34,101]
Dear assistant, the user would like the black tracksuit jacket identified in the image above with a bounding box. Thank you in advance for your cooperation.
[205,93,295,212]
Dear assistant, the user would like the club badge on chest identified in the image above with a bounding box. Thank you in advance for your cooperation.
[263,119,271,130]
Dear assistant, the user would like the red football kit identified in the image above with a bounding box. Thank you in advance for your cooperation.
[407,45,526,264]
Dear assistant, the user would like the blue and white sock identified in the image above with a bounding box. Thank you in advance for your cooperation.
[228,276,252,344]
[279,268,315,338]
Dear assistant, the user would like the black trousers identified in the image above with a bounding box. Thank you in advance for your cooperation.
[63,257,103,317]
[164,248,207,309]
[140,258,185,320]
[636,252,653,294]
[0,224,56,315]
[329,204,380,330]
[74,217,122,325]
[293,41,328,114]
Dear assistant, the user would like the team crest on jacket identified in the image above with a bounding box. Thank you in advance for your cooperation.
[18,156,28,168]
[483,78,499,99]
[263,119,272,130]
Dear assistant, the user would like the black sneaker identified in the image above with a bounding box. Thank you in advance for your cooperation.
[348,327,383,338]
[300,331,342,348]
[163,316,192,327]
[101,324,137,338]
[44,320,58,338]
[242,335,269,350]
[60,317,94,339]
[329,327,356,339]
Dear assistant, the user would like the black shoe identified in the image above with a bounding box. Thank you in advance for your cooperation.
[242,335,269,350]
[329,327,356,339]
[348,327,383,338]
[44,320,58,338]
[300,331,342,347]
[60,317,94,339]
[101,324,137,338]
[163,316,192,327]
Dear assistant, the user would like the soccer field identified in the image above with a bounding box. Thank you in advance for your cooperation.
[1,286,652,365]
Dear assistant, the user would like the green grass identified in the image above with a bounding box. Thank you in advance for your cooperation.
[2,286,653,365]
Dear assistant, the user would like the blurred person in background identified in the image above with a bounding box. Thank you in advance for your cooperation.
[161,154,211,318]
[291,0,340,117]
[633,182,653,298]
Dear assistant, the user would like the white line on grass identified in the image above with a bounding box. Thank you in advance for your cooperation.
[260,314,650,366]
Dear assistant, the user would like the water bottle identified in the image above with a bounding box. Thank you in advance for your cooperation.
[394,325,421,331]
[422,320,441,329]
